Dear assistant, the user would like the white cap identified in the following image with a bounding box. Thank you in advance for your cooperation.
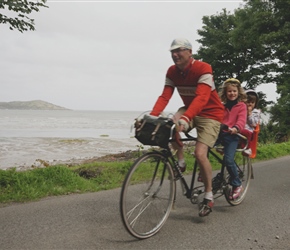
[169,38,192,51]
[245,89,259,108]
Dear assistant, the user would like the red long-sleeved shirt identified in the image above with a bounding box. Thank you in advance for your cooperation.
[151,59,224,123]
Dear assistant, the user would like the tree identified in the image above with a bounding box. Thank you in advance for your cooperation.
[270,94,290,131]
[0,0,48,32]
[245,0,290,136]
[192,0,290,138]
[193,7,272,111]
[193,9,238,86]
[242,0,290,87]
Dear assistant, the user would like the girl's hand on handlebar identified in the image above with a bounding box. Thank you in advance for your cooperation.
[228,127,238,134]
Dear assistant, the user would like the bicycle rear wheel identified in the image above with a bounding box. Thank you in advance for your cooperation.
[120,151,175,239]
[224,153,252,206]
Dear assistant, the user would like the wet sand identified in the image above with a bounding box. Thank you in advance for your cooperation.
[0,137,142,171]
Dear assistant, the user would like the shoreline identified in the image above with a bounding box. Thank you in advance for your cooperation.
[0,137,144,171]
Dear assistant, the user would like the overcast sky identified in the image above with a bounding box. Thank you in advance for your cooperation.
[0,0,278,111]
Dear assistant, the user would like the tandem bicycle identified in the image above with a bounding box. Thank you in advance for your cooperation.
[120,114,254,239]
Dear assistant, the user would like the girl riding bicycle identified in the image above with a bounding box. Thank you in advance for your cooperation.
[218,78,247,200]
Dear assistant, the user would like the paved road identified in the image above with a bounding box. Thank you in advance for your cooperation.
[1,156,290,249]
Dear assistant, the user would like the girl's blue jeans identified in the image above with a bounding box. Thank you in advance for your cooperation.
[221,133,242,187]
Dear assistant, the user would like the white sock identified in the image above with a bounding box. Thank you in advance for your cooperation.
[205,192,213,201]
[178,159,185,167]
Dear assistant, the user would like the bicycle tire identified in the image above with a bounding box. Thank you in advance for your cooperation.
[224,153,252,206]
[120,151,176,239]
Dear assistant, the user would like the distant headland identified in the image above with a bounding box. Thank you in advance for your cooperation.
[0,100,69,110]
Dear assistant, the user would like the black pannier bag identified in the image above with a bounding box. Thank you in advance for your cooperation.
[134,115,174,148]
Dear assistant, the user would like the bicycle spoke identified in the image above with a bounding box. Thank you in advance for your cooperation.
[120,151,175,239]
[129,199,153,228]
[225,153,251,206]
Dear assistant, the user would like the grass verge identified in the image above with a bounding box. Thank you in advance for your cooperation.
[1,141,290,205]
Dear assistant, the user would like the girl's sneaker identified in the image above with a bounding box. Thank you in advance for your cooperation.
[229,186,243,200]
[243,148,252,156]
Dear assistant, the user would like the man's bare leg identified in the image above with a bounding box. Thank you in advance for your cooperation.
[195,141,214,216]
[171,141,186,171]
[194,141,212,192]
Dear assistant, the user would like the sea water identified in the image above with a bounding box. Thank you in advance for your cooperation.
[0,110,142,138]
[0,110,145,169]
[0,109,269,170]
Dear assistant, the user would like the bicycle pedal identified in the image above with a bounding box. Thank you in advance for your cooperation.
[172,172,181,180]
[190,188,203,204]
[191,193,199,204]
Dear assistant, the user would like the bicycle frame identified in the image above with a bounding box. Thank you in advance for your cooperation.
[164,140,223,201]
[120,120,252,239]
[167,131,250,203]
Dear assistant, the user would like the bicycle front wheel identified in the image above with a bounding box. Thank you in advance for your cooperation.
[120,151,175,239]
[225,153,252,206]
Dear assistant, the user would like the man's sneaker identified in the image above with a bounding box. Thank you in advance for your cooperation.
[243,148,252,156]
[229,186,243,200]
[198,198,214,217]
[179,163,186,173]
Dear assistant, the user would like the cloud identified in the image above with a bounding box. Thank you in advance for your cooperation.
[3,1,275,111]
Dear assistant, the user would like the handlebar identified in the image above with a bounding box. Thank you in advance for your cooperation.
[135,113,248,153]
[169,124,248,152]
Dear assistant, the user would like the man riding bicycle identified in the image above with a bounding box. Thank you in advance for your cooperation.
[150,38,224,217]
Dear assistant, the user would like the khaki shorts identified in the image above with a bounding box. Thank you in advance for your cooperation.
[174,107,221,148]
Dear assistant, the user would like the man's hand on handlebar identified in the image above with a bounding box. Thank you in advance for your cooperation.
[177,119,189,132]
[177,124,185,133]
